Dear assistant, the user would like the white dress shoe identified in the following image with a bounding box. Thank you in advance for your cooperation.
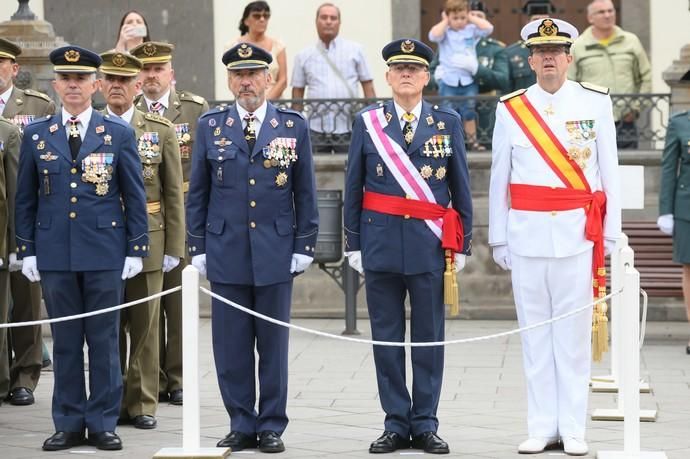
[562,437,588,456]
[518,437,559,454]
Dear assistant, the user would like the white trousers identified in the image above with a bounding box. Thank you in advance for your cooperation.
[511,250,593,439]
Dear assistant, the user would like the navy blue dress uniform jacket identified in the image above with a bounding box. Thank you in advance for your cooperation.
[186,103,319,286]
[344,100,472,274]
[15,112,149,268]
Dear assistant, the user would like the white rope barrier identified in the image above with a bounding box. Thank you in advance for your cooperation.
[0,286,181,328]
[200,286,623,347]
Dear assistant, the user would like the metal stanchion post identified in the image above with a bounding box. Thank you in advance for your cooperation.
[342,260,361,335]
[154,266,230,458]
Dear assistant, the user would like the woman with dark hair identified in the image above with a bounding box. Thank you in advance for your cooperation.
[227,1,287,100]
[115,10,151,52]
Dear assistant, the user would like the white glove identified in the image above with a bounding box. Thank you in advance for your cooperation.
[121,256,143,280]
[345,251,363,274]
[657,214,674,236]
[604,238,617,256]
[162,255,180,273]
[492,245,511,270]
[450,54,479,75]
[21,255,40,282]
[191,254,207,276]
[454,253,466,272]
[9,252,22,272]
[290,253,314,273]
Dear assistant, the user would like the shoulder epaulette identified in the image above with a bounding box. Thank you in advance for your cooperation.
[500,88,527,102]
[276,106,305,120]
[178,92,206,105]
[23,89,52,103]
[144,112,173,126]
[579,81,609,95]
[432,103,460,118]
[199,106,226,119]
[27,114,52,125]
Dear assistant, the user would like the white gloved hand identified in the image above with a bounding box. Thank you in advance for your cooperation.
[9,252,22,272]
[492,245,511,270]
[657,214,674,236]
[191,254,207,276]
[604,238,617,256]
[454,253,466,272]
[290,253,314,273]
[21,255,40,282]
[121,256,143,280]
[344,251,363,274]
[162,255,180,273]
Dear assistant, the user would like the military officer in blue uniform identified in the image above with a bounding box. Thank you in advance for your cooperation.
[14,46,149,451]
[186,43,318,453]
[343,39,473,454]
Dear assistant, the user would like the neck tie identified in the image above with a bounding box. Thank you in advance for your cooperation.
[68,116,81,160]
[402,112,415,145]
[244,113,256,150]
[149,101,163,114]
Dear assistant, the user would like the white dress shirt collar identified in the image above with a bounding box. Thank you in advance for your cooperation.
[107,105,135,124]
[393,100,423,129]
[62,106,93,139]
[236,100,268,128]
[144,89,171,111]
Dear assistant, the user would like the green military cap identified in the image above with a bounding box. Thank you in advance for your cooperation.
[130,41,175,64]
[0,37,22,60]
[99,51,143,76]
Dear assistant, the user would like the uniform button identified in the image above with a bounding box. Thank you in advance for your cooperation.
[146,159,151,164]
[305,245,310,251]
[551,211,557,216]
[112,221,117,227]
[70,182,77,189]
[43,169,48,174]
[250,200,256,207]
[21,245,26,251]
[69,211,76,219]
[250,221,256,228]
[142,245,147,250]
[71,168,77,174]
[191,246,197,252]
[70,196,77,203]
[159,224,163,229]
[681,184,686,189]
[250,158,254,163]
[134,245,139,251]
[249,178,256,185]
[218,155,223,161]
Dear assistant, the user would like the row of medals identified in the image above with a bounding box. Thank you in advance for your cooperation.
[138,131,160,182]
[565,120,595,170]
[262,138,297,187]
[82,154,114,196]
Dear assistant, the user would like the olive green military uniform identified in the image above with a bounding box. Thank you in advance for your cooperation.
[0,117,19,402]
[120,109,185,418]
[2,85,55,395]
[475,37,508,146]
[659,111,690,264]
[132,52,209,400]
[505,40,535,93]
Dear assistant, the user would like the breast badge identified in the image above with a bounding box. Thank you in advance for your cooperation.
[565,120,596,144]
[567,146,592,170]
[420,164,433,180]
[37,140,45,150]
[39,152,58,162]
[435,166,447,180]
[275,171,288,187]
[138,132,160,159]
[376,163,384,177]
[262,137,298,169]
[82,153,114,196]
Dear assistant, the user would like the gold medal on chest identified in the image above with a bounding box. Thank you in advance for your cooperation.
[275,171,288,187]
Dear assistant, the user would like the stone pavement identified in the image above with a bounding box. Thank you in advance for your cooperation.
[1,319,689,458]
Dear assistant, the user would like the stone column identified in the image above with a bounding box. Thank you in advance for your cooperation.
[662,44,690,115]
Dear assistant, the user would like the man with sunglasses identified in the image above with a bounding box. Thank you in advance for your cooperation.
[344,38,472,455]
[489,18,621,456]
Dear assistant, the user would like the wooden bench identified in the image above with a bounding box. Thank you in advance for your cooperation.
[620,221,683,297]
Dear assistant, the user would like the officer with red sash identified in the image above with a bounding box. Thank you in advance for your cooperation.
[489,18,621,456]
[344,38,472,455]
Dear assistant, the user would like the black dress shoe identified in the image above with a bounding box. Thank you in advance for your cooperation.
[411,432,449,454]
[169,389,183,405]
[42,431,86,451]
[686,344,690,355]
[259,431,285,453]
[9,387,34,406]
[158,392,170,402]
[88,431,123,450]
[133,414,157,429]
[217,431,258,450]
[369,431,410,453]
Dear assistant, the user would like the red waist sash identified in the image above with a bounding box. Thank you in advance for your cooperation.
[510,184,607,297]
[362,191,464,253]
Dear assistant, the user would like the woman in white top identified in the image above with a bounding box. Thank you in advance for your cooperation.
[229,1,287,100]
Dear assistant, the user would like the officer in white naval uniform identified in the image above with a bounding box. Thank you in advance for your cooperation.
[489,18,621,456]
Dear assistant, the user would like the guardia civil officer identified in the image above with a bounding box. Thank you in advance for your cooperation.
[186,43,318,453]
[130,41,209,405]
[14,46,149,451]
[0,37,55,407]
[99,51,185,430]
[343,39,473,454]
[489,18,621,455]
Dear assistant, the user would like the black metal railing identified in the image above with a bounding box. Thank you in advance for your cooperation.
[211,92,670,153]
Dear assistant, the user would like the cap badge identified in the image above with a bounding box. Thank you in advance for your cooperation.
[238,44,253,59]
[538,19,558,37]
[142,43,157,57]
[401,39,415,54]
[64,50,80,62]
[112,53,127,67]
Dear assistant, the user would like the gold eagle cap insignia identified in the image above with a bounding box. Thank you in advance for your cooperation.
[64,50,80,62]
[238,44,253,58]
[538,19,558,37]
[401,40,415,54]
[112,53,127,67]
[142,43,157,57]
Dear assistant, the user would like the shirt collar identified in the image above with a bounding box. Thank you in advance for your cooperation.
[318,35,340,50]
[236,100,268,125]
[107,105,135,124]
[62,106,93,127]
[393,100,423,123]
[0,85,13,105]
[144,89,171,110]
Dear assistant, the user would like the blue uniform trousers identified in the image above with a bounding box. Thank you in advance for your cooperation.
[210,281,292,435]
[364,269,445,437]
[41,270,124,433]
